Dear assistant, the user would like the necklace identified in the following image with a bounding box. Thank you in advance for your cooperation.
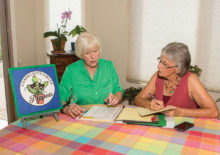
[164,77,180,94]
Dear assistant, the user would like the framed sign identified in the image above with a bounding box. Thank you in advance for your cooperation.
[9,64,62,118]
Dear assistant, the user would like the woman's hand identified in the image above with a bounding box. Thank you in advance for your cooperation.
[162,106,179,117]
[149,99,164,111]
[63,103,85,118]
[105,93,120,106]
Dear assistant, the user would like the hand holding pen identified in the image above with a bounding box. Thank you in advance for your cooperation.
[104,98,110,107]
[104,93,119,107]
[64,103,86,118]
[63,95,86,118]
[148,93,164,111]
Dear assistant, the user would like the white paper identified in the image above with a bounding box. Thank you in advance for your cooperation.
[82,105,124,121]
[164,116,175,128]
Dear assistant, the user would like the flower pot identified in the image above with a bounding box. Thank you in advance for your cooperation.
[34,94,45,104]
[51,39,66,53]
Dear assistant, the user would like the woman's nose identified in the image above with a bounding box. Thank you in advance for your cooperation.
[90,52,95,58]
[158,63,162,69]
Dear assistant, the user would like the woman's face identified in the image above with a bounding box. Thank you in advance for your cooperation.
[157,56,178,78]
[82,45,100,69]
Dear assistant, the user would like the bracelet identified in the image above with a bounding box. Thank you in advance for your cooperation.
[60,103,69,113]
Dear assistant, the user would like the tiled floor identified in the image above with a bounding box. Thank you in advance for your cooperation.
[0,60,8,129]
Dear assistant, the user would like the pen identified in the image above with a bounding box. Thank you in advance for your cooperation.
[104,98,110,108]
[76,108,88,119]
[148,93,162,107]
[148,93,155,101]
[82,116,93,118]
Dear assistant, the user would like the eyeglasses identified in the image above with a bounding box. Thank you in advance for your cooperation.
[157,57,177,69]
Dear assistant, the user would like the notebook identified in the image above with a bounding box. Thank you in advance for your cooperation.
[116,105,154,122]
[136,106,176,116]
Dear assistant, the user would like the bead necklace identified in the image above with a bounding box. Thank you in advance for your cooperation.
[164,77,180,94]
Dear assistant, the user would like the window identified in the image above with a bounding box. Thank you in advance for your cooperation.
[45,0,83,52]
[127,0,220,92]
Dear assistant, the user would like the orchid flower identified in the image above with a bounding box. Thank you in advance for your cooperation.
[61,10,72,23]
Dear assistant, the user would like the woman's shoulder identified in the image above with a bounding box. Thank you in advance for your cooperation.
[188,72,200,82]
[99,58,114,67]
[187,72,201,90]
[152,72,160,83]
[99,58,112,64]
[66,59,83,70]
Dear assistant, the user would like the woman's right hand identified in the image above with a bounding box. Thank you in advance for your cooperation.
[63,103,85,118]
[149,99,164,111]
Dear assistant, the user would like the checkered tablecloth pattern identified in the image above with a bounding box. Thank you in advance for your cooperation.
[0,113,219,155]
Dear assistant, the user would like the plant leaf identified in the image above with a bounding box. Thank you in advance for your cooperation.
[68,25,87,37]
[60,34,67,41]
[43,31,57,38]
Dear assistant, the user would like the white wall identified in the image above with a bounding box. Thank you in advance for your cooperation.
[12,0,46,66]
[85,0,136,89]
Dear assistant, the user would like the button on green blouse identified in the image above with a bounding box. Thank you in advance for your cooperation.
[59,59,123,105]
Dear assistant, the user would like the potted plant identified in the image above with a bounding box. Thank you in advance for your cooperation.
[44,10,72,53]
[189,64,202,77]
[122,87,143,105]
[68,25,87,51]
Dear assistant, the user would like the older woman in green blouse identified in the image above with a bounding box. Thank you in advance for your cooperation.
[59,32,123,118]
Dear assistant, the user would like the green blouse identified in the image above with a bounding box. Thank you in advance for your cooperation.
[59,58,123,105]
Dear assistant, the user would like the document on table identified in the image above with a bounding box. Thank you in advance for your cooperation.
[81,105,124,122]
[116,105,153,122]
[164,117,175,128]
[136,106,176,116]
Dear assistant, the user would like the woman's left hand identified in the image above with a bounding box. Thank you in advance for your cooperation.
[162,106,178,117]
[105,93,120,106]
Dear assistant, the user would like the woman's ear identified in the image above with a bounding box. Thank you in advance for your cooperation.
[175,67,180,74]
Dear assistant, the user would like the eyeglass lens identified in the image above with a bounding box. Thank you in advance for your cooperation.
[157,57,177,69]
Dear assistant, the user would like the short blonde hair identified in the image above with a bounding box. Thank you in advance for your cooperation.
[75,32,101,58]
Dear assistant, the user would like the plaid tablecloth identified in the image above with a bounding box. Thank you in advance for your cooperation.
[0,113,219,155]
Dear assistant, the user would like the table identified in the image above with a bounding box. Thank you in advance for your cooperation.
[0,113,219,155]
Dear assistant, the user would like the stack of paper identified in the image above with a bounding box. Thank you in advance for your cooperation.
[80,104,175,127]
[116,106,153,122]
[116,106,163,126]
[80,105,124,122]
[116,105,176,127]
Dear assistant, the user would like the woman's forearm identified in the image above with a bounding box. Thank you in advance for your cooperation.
[176,107,219,118]
[134,95,151,109]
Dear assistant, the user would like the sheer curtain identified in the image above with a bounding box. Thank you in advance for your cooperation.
[45,0,83,52]
[127,0,220,92]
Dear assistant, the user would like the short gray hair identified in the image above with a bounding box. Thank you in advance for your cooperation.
[161,42,191,77]
[75,32,101,58]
